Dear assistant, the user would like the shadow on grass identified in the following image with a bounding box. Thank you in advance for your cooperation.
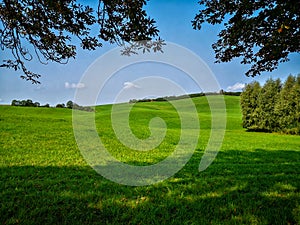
[1,149,300,224]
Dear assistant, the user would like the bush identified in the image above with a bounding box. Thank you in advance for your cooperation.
[56,103,65,108]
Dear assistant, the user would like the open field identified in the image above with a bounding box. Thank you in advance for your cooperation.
[1,96,300,224]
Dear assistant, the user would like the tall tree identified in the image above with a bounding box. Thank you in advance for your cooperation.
[275,75,297,132]
[257,78,281,131]
[193,0,300,77]
[0,0,160,83]
[240,81,261,130]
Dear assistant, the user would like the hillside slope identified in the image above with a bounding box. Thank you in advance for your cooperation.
[0,96,300,224]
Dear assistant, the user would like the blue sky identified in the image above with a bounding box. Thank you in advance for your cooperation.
[0,0,299,105]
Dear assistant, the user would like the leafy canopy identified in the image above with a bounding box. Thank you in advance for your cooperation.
[1,0,299,83]
[193,0,300,77]
[0,0,160,83]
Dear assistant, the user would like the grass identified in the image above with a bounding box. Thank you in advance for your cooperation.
[0,96,300,224]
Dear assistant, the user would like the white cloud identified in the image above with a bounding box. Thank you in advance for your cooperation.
[123,82,140,90]
[65,82,85,89]
[227,82,245,92]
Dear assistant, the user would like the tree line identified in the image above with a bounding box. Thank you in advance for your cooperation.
[11,100,94,112]
[240,74,300,135]
[11,99,48,108]
[129,91,241,103]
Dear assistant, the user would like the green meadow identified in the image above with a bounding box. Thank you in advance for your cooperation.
[1,96,300,224]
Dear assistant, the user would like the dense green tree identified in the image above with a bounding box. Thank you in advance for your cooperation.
[66,100,74,109]
[241,75,300,134]
[257,78,281,131]
[11,99,20,106]
[275,75,297,132]
[0,0,159,83]
[193,0,300,77]
[22,99,35,107]
[34,102,40,107]
[56,103,65,108]
[240,81,261,130]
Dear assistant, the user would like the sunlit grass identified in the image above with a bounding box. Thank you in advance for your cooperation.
[0,96,300,224]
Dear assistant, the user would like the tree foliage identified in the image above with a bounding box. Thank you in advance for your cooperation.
[240,81,261,129]
[0,0,159,83]
[11,99,41,107]
[66,100,73,109]
[11,99,94,111]
[2,0,299,83]
[240,74,300,134]
[256,78,281,131]
[275,75,300,133]
[193,0,300,77]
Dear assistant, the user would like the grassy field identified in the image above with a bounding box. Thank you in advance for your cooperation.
[1,96,300,224]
